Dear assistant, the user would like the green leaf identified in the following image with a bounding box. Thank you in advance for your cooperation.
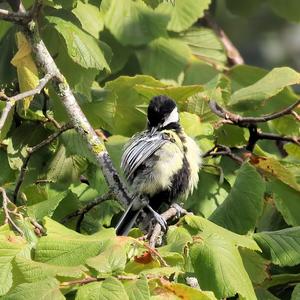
[268,179,300,226]
[255,287,280,300]
[152,281,217,299]
[86,238,128,275]
[100,30,131,75]
[75,277,129,300]
[252,156,300,191]
[34,218,115,266]
[136,37,191,81]
[103,0,169,46]
[190,232,256,299]
[210,163,265,234]
[46,16,110,71]
[0,235,28,296]
[0,102,13,141]
[0,21,11,40]
[3,278,65,300]
[185,171,230,218]
[7,123,51,170]
[229,67,300,107]
[157,0,211,32]
[83,75,164,136]
[46,144,87,186]
[226,0,263,17]
[180,112,213,137]
[14,255,87,282]
[261,273,300,289]
[239,248,270,285]
[72,2,104,38]
[0,26,17,85]
[42,24,100,101]
[292,284,300,300]
[268,0,300,22]
[183,215,261,251]
[158,226,193,254]
[254,227,300,266]
[215,124,248,147]
[135,84,203,105]
[179,27,227,68]
[60,129,96,164]
[0,149,15,186]
[82,200,123,233]
[24,184,68,221]
[105,135,129,172]
[123,276,150,300]
[53,0,77,9]
[183,60,219,85]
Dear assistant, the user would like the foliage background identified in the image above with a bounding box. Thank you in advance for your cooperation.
[0,0,300,299]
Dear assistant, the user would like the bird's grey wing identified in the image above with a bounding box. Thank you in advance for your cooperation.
[121,132,169,180]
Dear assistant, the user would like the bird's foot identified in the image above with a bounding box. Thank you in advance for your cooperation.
[146,204,168,232]
[171,203,191,219]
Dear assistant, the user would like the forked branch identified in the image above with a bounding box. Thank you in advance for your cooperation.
[0,73,53,132]
[13,123,73,202]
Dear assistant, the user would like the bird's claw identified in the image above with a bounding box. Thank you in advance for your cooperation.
[171,203,188,219]
[146,204,168,232]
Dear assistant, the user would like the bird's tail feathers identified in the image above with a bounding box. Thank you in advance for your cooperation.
[116,202,142,236]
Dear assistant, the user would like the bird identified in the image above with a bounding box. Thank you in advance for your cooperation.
[116,95,202,235]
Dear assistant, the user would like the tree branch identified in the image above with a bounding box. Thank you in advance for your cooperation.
[7,0,26,13]
[13,123,73,202]
[209,100,300,152]
[149,206,181,248]
[0,8,29,23]
[0,101,13,132]
[0,187,24,235]
[1,73,53,102]
[61,192,113,231]
[209,100,300,125]
[12,7,132,208]
[205,13,244,66]
[0,74,53,132]
[202,144,244,164]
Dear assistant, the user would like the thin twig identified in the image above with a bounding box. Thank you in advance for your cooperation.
[0,187,24,235]
[4,0,133,211]
[0,74,53,132]
[205,12,244,66]
[60,273,165,287]
[62,192,113,233]
[13,123,73,202]
[257,131,300,145]
[0,8,30,23]
[202,144,244,164]
[7,0,26,13]
[0,102,13,132]
[291,110,300,122]
[149,207,180,248]
[29,217,45,236]
[209,100,300,151]
[209,100,300,125]
[6,73,52,102]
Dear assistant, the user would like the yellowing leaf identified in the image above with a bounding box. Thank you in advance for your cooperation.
[11,32,39,110]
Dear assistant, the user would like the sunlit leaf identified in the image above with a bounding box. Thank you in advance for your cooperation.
[156,0,211,32]
[210,163,265,234]
[104,0,169,46]
[75,277,129,300]
[10,32,39,110]
[254,227,300,266]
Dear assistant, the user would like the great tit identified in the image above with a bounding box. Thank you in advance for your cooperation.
[116,95,202,235]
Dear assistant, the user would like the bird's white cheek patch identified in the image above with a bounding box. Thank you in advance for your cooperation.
[163,107,179,127]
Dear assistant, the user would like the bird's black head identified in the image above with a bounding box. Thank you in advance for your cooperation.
[147,95,179,130]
